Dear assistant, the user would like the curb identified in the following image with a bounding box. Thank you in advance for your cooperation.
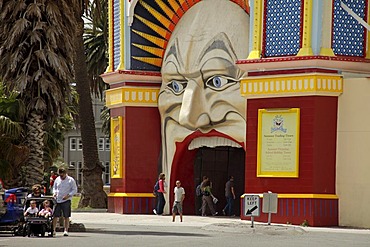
[56,223,86,232]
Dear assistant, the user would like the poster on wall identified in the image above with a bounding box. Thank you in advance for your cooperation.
[111,116,124,178]
[257,108,300,177]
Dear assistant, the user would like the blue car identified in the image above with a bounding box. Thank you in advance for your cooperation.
[0,187,28,234]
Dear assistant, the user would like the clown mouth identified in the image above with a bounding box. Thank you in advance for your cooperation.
[188,136,242,150]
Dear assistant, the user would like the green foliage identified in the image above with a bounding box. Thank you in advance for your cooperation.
[84,0,110,137]
[0,81,27,184]
[100,106,110,136]
[301,220,309,227]
[83,0,108,100]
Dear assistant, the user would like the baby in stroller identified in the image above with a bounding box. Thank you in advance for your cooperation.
[23,197,55,237]
[24,200,38,216]
[39,200,53,218]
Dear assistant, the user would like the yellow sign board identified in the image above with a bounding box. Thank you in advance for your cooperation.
[111,116,124,178]
[257,108,300,177]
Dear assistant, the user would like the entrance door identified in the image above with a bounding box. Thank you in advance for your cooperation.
[194,147,245,216]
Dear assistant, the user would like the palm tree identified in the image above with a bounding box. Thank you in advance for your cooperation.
[84,2,108,100]
[84,1,110,136]
[73,0,107,208]
[0,1,76,187]
[0,81,28,187]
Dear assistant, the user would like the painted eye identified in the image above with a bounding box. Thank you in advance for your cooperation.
[167,80,187,94]
[206,76,235,90]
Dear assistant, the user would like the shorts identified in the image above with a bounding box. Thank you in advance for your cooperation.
[54,200,71,218]
[172,201,183,214]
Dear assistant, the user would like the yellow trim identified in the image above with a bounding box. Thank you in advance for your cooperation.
[257,108,300,178]
[241,193,338,199]
[297,0,314,56]
[240,74,343,98]
[247,0,263,59]
[111,116,124,178]
[106,0,114,72]
[319,3,335,56]
[319,48,335,56]
[366,2,370,59]
[106,87,160,108]
[117,0,125,70]
[108,193,155,198]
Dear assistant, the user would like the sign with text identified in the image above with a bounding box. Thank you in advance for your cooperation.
[244,194,260,217]
[111,116,124,178]
[257,108,300,177]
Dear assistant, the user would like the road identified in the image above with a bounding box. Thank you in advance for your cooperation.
[1,212,370,247]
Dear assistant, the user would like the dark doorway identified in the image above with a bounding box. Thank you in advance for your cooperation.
[194,147,245,216]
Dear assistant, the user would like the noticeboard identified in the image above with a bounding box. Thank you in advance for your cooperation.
[257,108,300,177]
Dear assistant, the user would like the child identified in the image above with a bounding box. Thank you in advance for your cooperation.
[172,180,185,222]
[24,200,38,216]
[39,200,53,218]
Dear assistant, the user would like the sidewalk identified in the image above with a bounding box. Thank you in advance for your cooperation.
[69,211,370,235]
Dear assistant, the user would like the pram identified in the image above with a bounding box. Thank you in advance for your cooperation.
[22,196,56,237]
[0,187,28,235]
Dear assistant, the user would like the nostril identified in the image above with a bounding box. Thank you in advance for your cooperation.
[196,114,211,128]
[179,113,210,130]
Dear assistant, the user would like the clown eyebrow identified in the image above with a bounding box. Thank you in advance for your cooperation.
[197,32,237,65]
[163,39,183,68]
[164,43,177,61]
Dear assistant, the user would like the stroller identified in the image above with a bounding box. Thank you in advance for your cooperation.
[0,187,28,235]
[22,196,56,237]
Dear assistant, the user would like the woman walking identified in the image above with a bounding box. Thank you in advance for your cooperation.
[201,180,218,216]
[153,173,166,215]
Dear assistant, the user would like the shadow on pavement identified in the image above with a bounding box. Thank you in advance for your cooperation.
[86,228,210,237]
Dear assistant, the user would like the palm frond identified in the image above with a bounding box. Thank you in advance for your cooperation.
[0,116,23,138]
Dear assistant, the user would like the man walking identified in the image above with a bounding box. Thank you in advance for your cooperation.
[52,168,77,236]
[172,180,185,222]
[222,175,236,216]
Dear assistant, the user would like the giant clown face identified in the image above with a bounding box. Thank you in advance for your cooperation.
[158,0,250,185]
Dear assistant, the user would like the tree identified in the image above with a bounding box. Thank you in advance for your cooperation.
[84,2,108,100]
[73,0,107,208]
[0,0,77,187]
[84,2,110,136]
[0,82,28,187]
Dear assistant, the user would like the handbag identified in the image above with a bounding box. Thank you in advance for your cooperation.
[211,195,218,204]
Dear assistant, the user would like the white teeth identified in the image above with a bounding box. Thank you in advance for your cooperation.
[188,136,242,150]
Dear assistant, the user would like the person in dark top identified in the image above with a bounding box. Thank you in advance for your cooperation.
[222,175,236,216]
[27,184,44,198]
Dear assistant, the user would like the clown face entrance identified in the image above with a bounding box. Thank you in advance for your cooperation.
[194,147,245,216]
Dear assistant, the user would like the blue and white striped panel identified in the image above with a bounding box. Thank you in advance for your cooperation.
[332,0,366,57]
[264,0,301,57]
[113,0,121,70]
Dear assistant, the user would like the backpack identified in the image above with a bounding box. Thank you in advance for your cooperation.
[153,180,160,193]
[196,184,203,197]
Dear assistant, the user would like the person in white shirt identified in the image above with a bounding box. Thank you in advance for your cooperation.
[52,168,77,237]
[172,180,185,222]
[24,200,38,216]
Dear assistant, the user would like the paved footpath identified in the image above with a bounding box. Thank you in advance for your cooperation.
[71,211,370,235]
[2,212,370,247]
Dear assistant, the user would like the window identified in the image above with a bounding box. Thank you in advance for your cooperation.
[70,138,77,151]
[104,161,110,184]
[98,138,104,151]
[77,161,83,186]
[69,161,76,169]
[78,138,83,151]
[105,138,110,151]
